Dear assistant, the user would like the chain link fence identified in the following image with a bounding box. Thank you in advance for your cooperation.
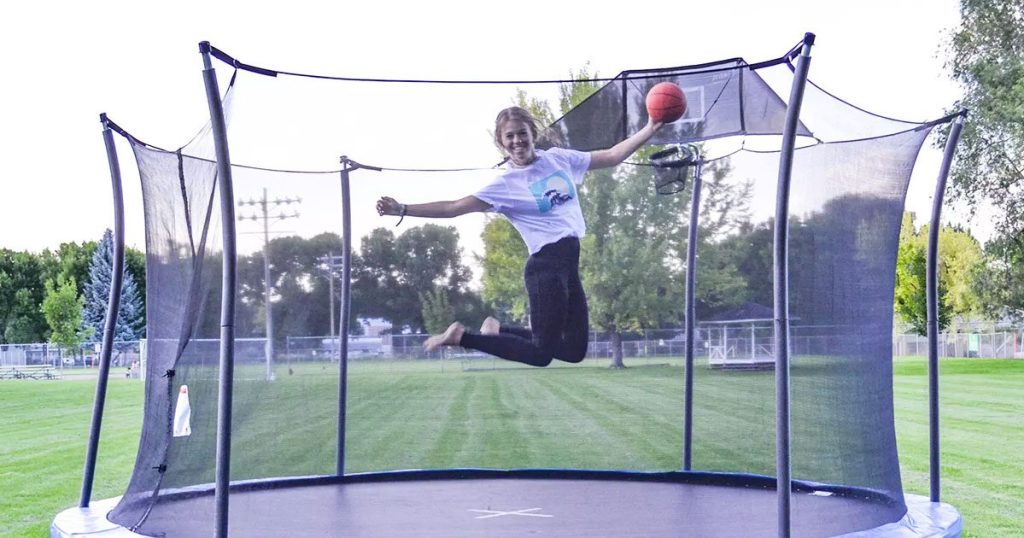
[893,330,1024,358]
[3,326,1021,375]
[0,341,145,377]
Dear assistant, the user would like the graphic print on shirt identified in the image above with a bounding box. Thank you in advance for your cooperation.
[528,171,577,213]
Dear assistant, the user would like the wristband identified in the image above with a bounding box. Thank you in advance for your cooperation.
[396,204,407,227]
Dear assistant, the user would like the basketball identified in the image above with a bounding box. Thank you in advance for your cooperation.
[645,82,687,123]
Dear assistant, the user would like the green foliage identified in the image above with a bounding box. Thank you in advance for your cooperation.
[938,224,985,316]
[352,224,477,332]
[974,234,1024,321]
[557,64,601,120]
[942,0,1024,316]
[41,241,97,296]
[125,247,146,316]
[672,159,755,318]
[479,218,529,323]
[41,276,90,353]
[3,289,44,343]
[0,241,144,345]
[514,88,558,131]
[0,250,50,343]
[419,287,454,334]
[895,214,939,335]
[551,68,680,365]
[894,213,984,334]
[81,229,145,343]
[943,0,1024,209]
[580,164,679,360]
[258,232,354,339]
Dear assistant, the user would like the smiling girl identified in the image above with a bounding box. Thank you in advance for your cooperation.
[376,106,661,366]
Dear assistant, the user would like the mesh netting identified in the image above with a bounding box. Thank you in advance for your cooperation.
[106,42,949,536]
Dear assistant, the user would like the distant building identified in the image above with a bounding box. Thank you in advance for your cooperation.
[358,318,392,337]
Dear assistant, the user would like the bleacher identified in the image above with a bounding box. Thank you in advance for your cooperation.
[0,364,62,380]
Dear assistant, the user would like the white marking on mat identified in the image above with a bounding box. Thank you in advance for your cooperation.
[469,507,553,519]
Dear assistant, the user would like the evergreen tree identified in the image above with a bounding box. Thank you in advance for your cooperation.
[81,229,145,343]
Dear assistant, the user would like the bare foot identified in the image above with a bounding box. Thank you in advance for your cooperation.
[423,322,465,352]
[480,316,500,335]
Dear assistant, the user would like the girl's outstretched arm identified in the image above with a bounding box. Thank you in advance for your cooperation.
[588,119,664,170]
[376,195,491,219]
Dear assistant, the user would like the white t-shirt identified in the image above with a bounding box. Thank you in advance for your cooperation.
[474,148,591,255]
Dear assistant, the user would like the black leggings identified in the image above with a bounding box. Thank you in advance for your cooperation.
[460,236,588,367]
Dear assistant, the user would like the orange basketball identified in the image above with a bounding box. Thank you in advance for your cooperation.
[645,82,687,123]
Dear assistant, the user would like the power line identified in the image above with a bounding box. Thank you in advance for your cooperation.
[237,188,301,381]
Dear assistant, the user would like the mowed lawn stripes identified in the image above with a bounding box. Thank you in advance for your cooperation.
[893,358,1024,538]
[2,357,1021,537]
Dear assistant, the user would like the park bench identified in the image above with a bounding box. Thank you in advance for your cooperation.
[0,364,61,380]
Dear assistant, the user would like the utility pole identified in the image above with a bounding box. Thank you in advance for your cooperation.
[238,188,300,380]
[317,253,345,360]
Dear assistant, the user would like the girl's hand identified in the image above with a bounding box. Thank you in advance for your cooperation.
[376,196,401,216]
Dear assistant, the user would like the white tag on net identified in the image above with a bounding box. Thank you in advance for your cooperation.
[173,385,192,437]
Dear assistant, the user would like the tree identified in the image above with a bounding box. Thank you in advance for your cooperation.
[938,224,985,318]
[668,158,755,320]
[894,212,984,335]
[40,241,97,296]
[125,246,147,320]
[420,287,454,334]
[553,68,681,367]
[0,250,49,343]
[942,0,1024,316]
[895,214,941,335]
[351,227,402,325]
[479,210,529,323]
[352,224,476,332]
[712,221,773,315]
[42,276,89,356]
[579,162,678,367]
[975,234,1024,321]
[81,229,145,343]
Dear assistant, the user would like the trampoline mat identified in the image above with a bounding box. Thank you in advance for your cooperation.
[135,477,902,537]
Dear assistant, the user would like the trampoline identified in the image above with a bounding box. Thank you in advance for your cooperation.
[55,34,964,537]
[53,471,962,537]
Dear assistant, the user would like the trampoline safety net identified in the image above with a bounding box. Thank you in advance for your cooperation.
[103,40,953,537]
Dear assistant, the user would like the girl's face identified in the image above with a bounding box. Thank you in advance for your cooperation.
[499,119,536,167]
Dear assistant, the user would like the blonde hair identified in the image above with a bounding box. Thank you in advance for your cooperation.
[493,106,540,151]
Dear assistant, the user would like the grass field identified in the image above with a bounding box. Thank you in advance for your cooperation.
[2,357,1021,537]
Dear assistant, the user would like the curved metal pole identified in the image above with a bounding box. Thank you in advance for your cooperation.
[774,33,814,538]
[200,41,238,538]
[682,161,703,471]
[927,113,965,503]
[337,158,354,475]
[79,114,126,507]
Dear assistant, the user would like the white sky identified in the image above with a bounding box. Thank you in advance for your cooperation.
[1,0,982,256]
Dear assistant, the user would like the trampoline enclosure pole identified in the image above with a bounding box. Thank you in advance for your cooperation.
[79,114,126,507]
[337,159,354,475]
[200,41,238,538]
[774,32,814,538]
[683,162,703,471]
[927,113,965,502]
